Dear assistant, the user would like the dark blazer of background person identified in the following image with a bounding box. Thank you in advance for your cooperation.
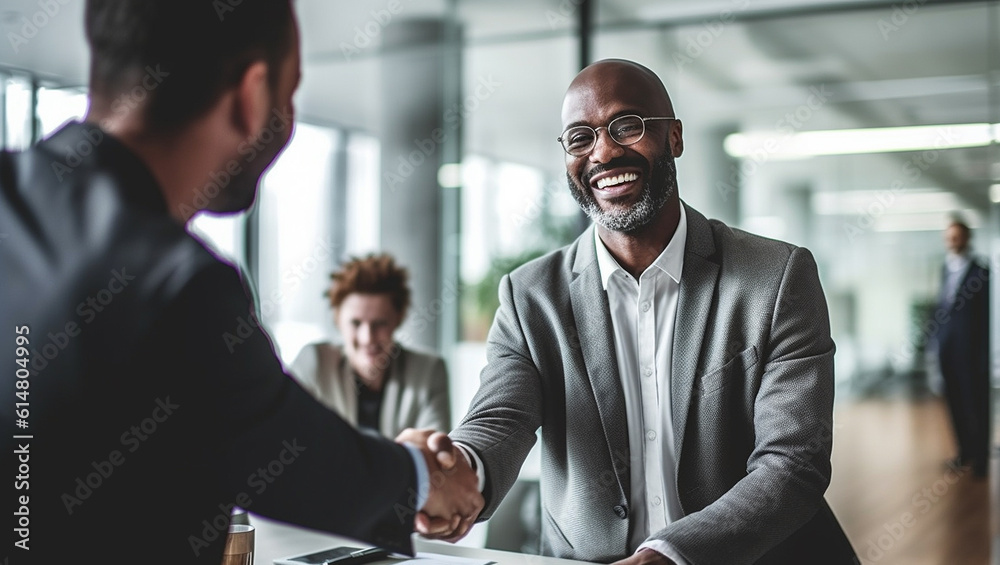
[935,257,990,475]
[0,1,483,563]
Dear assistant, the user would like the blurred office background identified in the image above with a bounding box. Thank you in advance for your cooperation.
[2,0,998,563]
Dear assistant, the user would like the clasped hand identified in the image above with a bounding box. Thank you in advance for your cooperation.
[396,428,484,542]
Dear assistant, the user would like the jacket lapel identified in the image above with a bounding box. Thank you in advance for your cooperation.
[569,226,630,503]
[671,204,720,466]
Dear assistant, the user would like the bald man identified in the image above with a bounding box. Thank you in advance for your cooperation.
[408,59,856,564]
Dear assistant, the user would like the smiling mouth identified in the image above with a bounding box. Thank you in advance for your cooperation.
[595,172,638,190]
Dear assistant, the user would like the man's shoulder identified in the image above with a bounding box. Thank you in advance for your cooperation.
[697,214,804,278]
[1,131,227,311]
[506,238,581,285]
[705,216,797,259]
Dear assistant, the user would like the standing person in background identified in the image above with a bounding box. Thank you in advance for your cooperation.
[290,253,452,437]
[934,218,990,478]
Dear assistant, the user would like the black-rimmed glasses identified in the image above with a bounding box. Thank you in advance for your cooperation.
[558,115,675,157]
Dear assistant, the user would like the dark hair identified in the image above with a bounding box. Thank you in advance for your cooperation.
[327,254,411,320]
[948,216,971,238]
[85,0,294,131]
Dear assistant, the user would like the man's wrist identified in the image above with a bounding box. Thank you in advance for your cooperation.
[452,441,486,493]
[402,443,430,511]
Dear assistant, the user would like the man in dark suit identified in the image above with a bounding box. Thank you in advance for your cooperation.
[934,219,991,477]
[0,2,480,563]
[407,59,858,564]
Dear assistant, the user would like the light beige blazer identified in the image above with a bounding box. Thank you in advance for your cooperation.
[288,342,451,438]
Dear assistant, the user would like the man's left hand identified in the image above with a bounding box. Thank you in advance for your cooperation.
[611,548,676,565]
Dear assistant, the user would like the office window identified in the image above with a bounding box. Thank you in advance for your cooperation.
[255,122,342,366]
[37,86,87,138]
[4,74,32,150]
[344,132,381,255]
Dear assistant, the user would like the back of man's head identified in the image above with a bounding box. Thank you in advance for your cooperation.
[85,0,294,133]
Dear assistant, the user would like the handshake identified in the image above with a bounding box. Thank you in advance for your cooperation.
[396,428,484,542]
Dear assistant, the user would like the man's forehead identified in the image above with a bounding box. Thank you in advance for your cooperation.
[561,62,670,124]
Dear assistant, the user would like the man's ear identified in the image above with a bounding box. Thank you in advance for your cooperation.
[234,61,271,138]
[669,119,684,158]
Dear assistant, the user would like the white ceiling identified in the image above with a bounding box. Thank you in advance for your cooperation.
[0,0,996,210]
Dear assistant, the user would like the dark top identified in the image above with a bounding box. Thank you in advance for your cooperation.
[356,376,386,432]
[0,122,419,564]
[936,258,990,376]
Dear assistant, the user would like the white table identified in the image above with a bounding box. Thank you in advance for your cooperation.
[250,513,592,565]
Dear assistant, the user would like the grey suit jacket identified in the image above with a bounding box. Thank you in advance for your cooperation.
[289,342,451,437]
[450,203,857,564]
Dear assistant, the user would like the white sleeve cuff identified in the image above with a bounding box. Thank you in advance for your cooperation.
[452,441,486,493]
[638,540,690,565]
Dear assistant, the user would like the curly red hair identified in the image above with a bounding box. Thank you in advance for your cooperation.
[326,253,411,319]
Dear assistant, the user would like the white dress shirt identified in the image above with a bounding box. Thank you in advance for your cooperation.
[458,207,690,564]
[941,251,971,308]
[593,206,688,564]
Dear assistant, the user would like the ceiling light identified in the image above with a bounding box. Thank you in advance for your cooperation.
[811,189,963,216]
[725,123,999,160]
[872,210,980,232]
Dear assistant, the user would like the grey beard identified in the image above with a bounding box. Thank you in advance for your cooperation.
[568,154,676,234]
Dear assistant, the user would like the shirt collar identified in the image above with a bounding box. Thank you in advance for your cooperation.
[945,251,971,273]
[594,205,688,290]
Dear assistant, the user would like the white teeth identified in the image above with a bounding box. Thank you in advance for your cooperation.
[596,172,638,189]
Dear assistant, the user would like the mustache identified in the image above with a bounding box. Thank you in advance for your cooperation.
[582,156,649,186]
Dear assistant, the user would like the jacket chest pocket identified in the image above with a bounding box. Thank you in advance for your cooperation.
[695,345,758,398]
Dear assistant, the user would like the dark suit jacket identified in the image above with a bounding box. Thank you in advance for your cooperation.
[0,123,418,564]
[450,205,858,564]
[936,260,990,382]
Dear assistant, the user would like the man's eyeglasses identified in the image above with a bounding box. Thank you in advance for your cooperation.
[557,115,676,157]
